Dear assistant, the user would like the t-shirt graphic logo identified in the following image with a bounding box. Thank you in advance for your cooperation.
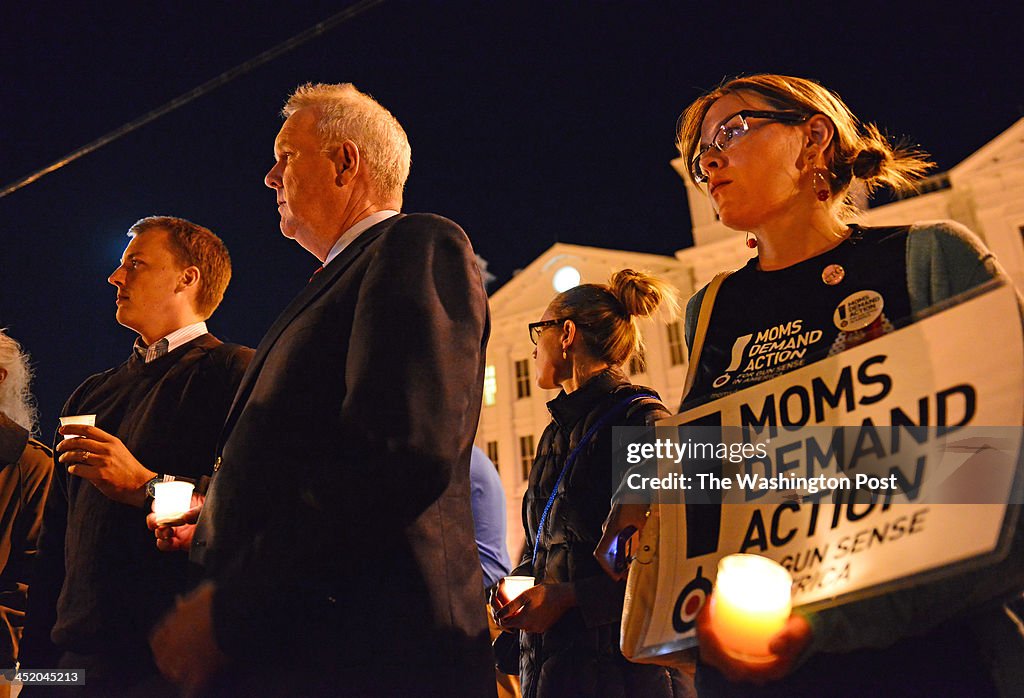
[713,333,752,388]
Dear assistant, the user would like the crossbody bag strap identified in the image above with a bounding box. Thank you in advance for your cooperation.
[532,392,658,568]
[680,270,734,404]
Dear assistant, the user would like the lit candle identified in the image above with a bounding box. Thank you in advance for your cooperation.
[152,481,195,525]
[502,576,536,602]
[59,414,96,439]
[710,554,792,662]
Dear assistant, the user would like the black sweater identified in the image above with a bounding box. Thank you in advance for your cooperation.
[29,334,251,660]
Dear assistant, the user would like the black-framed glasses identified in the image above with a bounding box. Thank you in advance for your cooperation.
[528,319,565,345]
[690,110,810,184]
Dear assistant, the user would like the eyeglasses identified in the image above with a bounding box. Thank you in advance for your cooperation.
[529,319,566,345]
[690,110,810,184]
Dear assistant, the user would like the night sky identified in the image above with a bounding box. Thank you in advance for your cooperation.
[3,1,1022,431]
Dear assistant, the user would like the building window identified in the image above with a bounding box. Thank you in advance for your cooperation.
[486,440,500,471]
[515,359,532,399]
[519,435,535,480]
[483,365,497,406]
[628,353,646,375]
[666,321,687,366]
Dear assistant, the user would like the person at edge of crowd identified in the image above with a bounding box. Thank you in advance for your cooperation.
[491,269,695,698]
[147,83,495,697]
[471,445,519,698]
[472,445,513,590]
[19,217,253,697]
[595,73,1024,697]
[0,331,54,696]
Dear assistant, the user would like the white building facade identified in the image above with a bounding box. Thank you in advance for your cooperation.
[478,119,1024,559]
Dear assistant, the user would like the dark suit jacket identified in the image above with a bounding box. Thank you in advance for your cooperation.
[191,213,494,696]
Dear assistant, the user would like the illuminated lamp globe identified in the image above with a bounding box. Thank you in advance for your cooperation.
[552,266,581,292]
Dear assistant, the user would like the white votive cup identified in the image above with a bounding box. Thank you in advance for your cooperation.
[59,414,96,439]
[502,575,536,602]
[152,481,195,524]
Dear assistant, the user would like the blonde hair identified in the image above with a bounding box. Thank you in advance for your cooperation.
[128,216,232,319]
[549,269,679,367]
[283,83,412,204]
[0,330,38,433]
[676,74,934,214]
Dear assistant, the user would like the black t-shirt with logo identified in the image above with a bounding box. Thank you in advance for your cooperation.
[686,225,912,408]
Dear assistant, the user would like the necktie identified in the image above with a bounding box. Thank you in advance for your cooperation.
[309,265,324,283]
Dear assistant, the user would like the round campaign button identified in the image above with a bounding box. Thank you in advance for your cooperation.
[821,263,845,285]
[833,290,884,331]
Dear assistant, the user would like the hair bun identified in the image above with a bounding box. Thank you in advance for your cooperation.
[551,269,678,367]
[851,146,887,180]
[609,269,671,319]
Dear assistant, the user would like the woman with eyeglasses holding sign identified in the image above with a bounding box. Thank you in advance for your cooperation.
[490,270,689,698]
[596,74,1024,696]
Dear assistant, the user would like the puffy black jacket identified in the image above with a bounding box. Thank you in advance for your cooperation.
[516,369,680,697]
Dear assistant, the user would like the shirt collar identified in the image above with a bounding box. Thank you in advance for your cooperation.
[133,321,208,363]
[323,210,400,267]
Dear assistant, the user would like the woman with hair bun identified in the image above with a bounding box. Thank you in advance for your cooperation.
[491,270,688,697]
[601,73,1023,696]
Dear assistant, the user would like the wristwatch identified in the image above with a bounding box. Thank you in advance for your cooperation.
[145,475,165,500]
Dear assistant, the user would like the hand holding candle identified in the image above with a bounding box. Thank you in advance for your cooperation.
[57,420,160,507]
[709,554,793,662]
[148,494,204,553]
[695,554,810,685]
[493,579,576,634]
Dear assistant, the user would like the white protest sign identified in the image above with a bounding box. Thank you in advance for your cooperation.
[622,282,1023,659]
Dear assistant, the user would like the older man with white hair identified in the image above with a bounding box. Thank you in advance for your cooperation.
[0,330,53,690]
[150,83,494,697]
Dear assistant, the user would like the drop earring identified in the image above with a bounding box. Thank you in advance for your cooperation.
[745,232,757,249]
[562,350,568,360]
[813,168,831,202]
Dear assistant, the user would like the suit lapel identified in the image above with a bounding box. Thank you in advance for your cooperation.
[219,215,403,444]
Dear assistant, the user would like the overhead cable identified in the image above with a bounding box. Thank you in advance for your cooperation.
[0,0,387,199]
